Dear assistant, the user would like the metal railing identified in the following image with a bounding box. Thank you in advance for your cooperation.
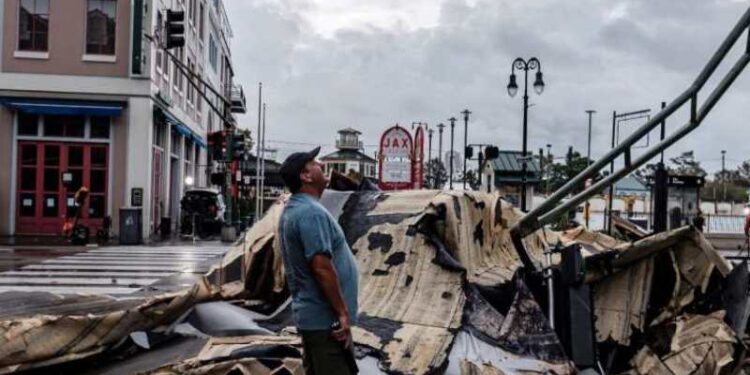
[511,6,750,272]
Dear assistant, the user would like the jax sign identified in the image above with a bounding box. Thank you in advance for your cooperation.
[378,125,414,190]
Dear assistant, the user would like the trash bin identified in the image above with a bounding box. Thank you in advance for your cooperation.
[119,208,143,245]
[160,217,171,240]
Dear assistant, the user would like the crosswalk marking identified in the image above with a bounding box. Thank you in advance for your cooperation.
[0,243,229,296]
[42,259,205,266]
[0,286,140,295]
[0,270,174,278]
[24,264,195,272]
[0,277,160,286]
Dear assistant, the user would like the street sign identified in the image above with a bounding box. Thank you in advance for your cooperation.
[378,125,414,190]
[131,188,143,207]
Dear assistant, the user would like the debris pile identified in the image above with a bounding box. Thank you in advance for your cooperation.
[0,190,746,374]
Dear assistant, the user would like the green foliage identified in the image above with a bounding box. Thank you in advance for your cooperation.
[545,149,598,194]
[425,158,448,189]
[463,170,481,190]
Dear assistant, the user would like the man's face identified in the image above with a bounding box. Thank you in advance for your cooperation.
[300,160,329,191]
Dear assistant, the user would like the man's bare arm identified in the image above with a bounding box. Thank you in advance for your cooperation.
[309,254,352,344]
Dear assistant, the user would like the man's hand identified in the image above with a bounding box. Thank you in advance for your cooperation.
[309,254,352,346]
[332,315,352,348]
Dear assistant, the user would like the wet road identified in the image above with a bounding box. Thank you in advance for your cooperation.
[0,242,230,296]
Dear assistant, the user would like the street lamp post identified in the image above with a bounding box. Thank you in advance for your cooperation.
[461,109,471,190]
[449,117,457,190]
[507,57,545,212]
[437,123,445,189]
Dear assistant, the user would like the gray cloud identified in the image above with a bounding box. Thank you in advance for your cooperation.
[227,0,750,173]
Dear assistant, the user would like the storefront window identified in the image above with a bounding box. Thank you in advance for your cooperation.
[43,115,85,138]
[68,146,84,167]
[90,116,111,139]
[17,113,39,135]
[91,147,107,167]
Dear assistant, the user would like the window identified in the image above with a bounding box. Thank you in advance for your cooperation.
[18,0,49,51]
[188,0,195,25]
[17,113,39,136]
[208,36,218,71]
[187,59,195,105]
[198,2,205,40]
[90,116,111,139]
[86,0,117,55]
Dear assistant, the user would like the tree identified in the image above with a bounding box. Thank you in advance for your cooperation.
[463,170,481,190]
[669,151,706,177]
[734,160,750,187]
[546,148,598,194]
[425,158,448,189]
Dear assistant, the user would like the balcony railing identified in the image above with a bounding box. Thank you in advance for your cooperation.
[230,83,246,113]
[336,140,362,150]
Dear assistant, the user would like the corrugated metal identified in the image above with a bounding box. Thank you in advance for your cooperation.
[489,151,541,173]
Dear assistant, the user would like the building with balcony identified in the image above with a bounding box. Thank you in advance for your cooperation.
[320,128,376,179]
[0,0,244,241]
[481,150,541,209]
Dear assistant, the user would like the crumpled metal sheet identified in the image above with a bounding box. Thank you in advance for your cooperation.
[1,190,743,374]
[216,190,570,374]
[630,312,736,375]
[0,278,215,374]
[591,225,733,345]
[144,335,303,375]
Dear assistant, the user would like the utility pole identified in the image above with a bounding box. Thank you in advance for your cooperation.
[428,128,434,188]
[259,103,267,218]
[722,150,727,202]
[461,109,471,190]
[437,123,445,189]
[254,83,262,223]
[546,144,551,195]
[608,111,616,234]
[585,110,595,228]
[449,117,457,190]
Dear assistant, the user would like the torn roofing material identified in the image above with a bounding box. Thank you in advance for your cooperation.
[0,190,746,375]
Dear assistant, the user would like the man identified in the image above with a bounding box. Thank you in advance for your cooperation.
[278,147,359,375]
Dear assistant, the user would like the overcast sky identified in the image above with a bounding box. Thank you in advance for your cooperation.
[225,0,750,174]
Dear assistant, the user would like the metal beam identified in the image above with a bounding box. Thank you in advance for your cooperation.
[510,6,750,272]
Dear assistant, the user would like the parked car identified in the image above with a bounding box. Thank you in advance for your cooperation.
[180,188,226,238]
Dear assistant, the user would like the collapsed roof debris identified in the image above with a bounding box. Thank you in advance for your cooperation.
[0,190,747,374]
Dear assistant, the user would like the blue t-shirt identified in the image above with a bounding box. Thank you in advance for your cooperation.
[279,193,359,330]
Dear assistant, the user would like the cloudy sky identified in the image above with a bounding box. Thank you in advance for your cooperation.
[225,0,750,174]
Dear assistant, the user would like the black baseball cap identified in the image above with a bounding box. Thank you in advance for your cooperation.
[280,146,321,192]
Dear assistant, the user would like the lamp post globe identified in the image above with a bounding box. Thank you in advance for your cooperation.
[507,74,518,98]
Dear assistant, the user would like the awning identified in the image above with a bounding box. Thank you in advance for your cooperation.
[159,108,207,149]
[0,98,123,117]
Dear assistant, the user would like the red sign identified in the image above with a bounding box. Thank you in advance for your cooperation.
[413,127,424,189]
[378,125,414,190]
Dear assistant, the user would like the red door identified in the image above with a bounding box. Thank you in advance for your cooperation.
[16,142,109,235]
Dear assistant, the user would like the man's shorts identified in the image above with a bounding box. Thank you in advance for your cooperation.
[300,329,358,375]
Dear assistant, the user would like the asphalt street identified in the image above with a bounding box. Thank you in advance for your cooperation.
[0,241,230,297]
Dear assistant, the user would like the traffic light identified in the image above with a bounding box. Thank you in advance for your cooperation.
[465,146,474,159]
[484,146,499,160]
[165,10,185,50]
[232,133,246,159]
[207,131,225,161]
[210,172,226,186]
